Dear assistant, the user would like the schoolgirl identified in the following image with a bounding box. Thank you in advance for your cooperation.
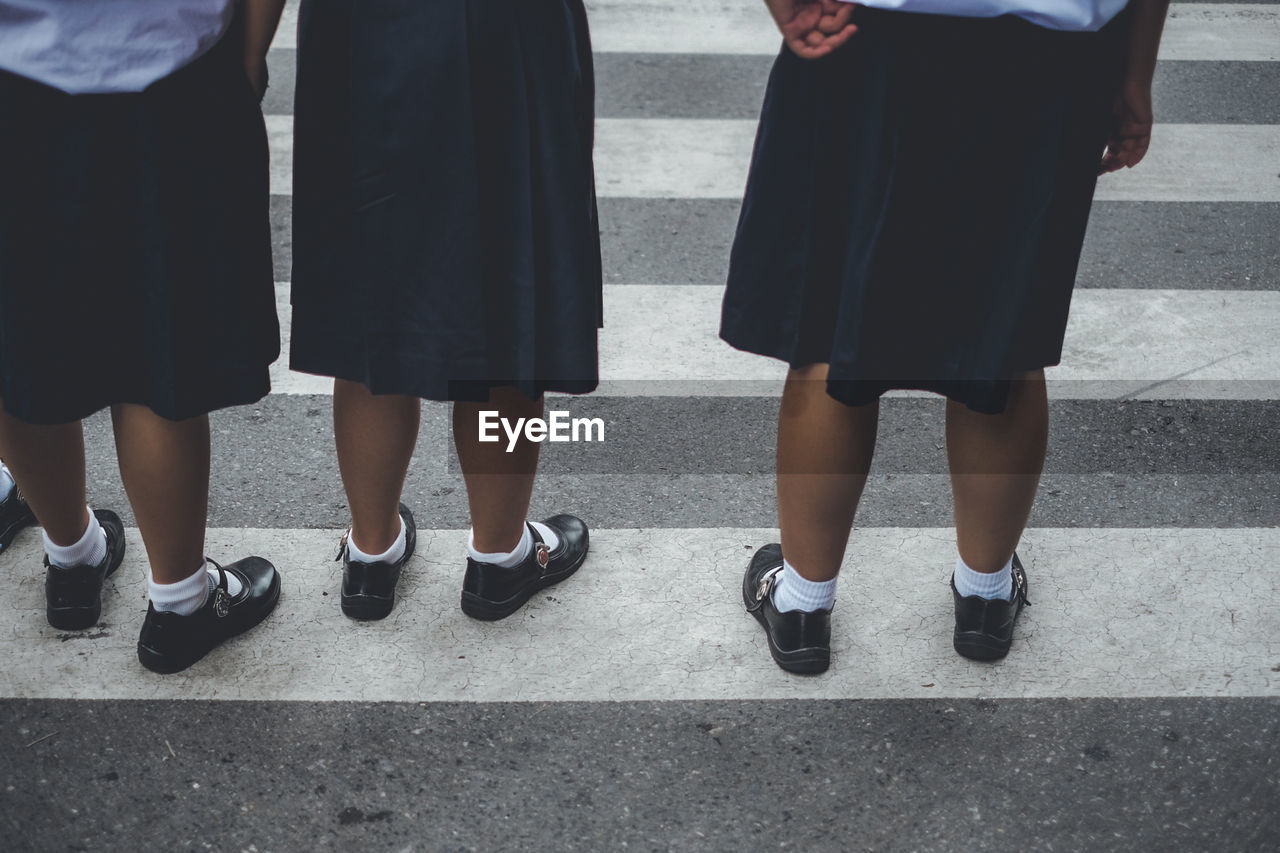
[0,0,287,673]
[726,0,1169,672]
[290,0,598,620]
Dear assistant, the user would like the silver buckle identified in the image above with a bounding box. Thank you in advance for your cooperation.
[756,565,783,603]
[535,542,550,569]
[213,587,231,618]
[1012,562,1030,604]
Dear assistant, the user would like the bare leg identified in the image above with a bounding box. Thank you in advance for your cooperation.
[0,405,90,544]
[776,364,879,582]
[453,386,543,554]
[333,379,421,553]
[110,404,209,583]
[946,370,1049,572]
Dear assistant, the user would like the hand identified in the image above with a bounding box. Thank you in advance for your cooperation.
[764,0,858,60]
[1098,78,1153,174]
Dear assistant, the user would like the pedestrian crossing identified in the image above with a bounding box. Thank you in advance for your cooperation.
[4,0,1277,702]
[268,283,1280,397]
[3,4,1278,846]
[264,116,1280,200]
[4,527,1277,701]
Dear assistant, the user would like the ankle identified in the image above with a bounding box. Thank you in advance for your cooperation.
[468,525,531,568]
[348,515,407,565]
[772,558,838,613]
[148,560,211,615]
[953,553,1013,601]
[43,508,107,569]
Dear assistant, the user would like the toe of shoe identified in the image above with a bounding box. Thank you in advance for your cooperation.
[227,556,281,617]
[543,514,588,552]
[92,509,127,575]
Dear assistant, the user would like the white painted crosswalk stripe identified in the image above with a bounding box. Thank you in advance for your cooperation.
[269,3,1280,62]
[3,526,1276,701]
[269,284,1280,398]
[266,116,1280,202]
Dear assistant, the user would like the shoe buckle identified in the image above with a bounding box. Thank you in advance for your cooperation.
[335,531,349,562]
[1012,563,1030,605]
[535,542,550,569]
[213,587,231,618]
[756,565,783,604]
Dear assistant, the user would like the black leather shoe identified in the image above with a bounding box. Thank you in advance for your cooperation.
[743,544,831,675]
[339,503,416,620]
[0,481,36,554]
[461,514,588,621]
[952,552,1031,662]
[45,509,127,630]
[137,557,280,674]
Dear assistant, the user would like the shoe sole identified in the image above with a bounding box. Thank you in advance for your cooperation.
[743,584,830,676]
[137,579,282,674]
[460,548,588,622]
[340,592,395,621]
[47,537,126,632]
[953,630,1013,662]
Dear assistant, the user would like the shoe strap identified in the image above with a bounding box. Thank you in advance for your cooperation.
[206,558,233,618]
[748,564,783,612]
[1011,559,1031,606]
[527,523,551,569]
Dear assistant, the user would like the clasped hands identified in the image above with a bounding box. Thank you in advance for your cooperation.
[764,0,859,59]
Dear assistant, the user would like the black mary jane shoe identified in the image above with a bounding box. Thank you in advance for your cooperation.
[743,544,831,675]
[952,552,1031,662]
[137,557,281,674]
[460,514,589,621]
[0,482,36,554]
[45,509,127,630]
[339,503,417,620]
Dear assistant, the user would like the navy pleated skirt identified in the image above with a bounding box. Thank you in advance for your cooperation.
[289,0,602,402]
[0,32,279,425]
[720,7,1130,414]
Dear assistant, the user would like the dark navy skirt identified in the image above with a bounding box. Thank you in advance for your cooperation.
[290,0,602,402]
[720,7,1130,414]
[0,31,279,425]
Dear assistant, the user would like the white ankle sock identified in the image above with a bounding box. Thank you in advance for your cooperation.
[44,508,107,570]
[149,560,243,615]
[953,554,1013,601]
[347,516,407,565]
[0,462,14,501]
[771,558,837,613]
[467,522,559,569]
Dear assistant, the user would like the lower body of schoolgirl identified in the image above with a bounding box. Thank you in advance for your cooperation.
[290,0,600,620]
[722,7,1130,673]
[0,32,283,673]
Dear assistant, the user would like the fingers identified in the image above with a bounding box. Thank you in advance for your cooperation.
[823,22,858,52]
[786,23,857,59]
[783,1,858,60]
[1098,125,1152,174]
[818,0,857,33]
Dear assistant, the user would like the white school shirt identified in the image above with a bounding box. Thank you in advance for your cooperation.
[0,0,236,94]
[839,0,1129,31]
